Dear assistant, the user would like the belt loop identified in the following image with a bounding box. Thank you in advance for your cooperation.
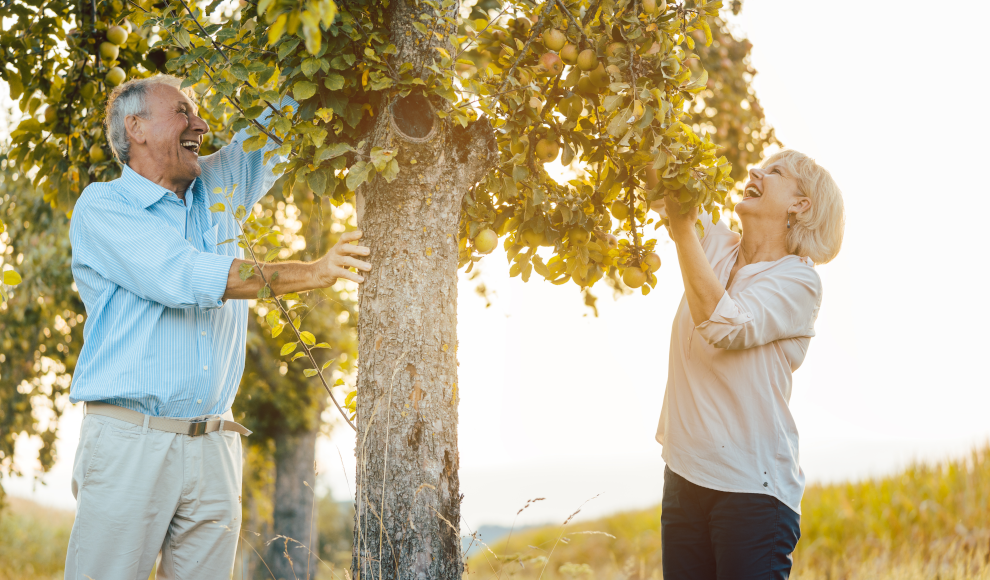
[142,414,150,434]
[219,418,225,432]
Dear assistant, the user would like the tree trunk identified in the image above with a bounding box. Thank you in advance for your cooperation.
[351,2,498,578]
[262,427,320,580]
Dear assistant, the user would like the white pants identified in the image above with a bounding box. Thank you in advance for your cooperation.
[64,411,243,580]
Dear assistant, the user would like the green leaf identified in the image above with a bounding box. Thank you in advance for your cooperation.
[313,342,331,349]
[300,331,316,346]
[324,73,345,91]
[209,202,226,213]
[303,368,318,377]
[3,270,22,286]
[292,352,307,361]
[265,247,282,262]
[280,342,298,356]
[266,309,280,327]
[345,161,373,191]
[293,80,318,101]
[322,359,336,370]
[301,57,322,78]
[239,263,255,280]
[271,323,285,338]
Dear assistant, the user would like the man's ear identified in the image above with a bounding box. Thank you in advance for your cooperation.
[125,114,147,146]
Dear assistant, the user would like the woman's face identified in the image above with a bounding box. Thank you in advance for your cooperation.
[735,162,809,227]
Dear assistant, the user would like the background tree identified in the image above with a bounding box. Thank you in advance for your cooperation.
[0,0,777,577]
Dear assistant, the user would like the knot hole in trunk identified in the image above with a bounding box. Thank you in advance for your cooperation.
[391,93,436,141]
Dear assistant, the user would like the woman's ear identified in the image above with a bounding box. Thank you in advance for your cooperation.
[790,196,812,217]
[125,114,146,145]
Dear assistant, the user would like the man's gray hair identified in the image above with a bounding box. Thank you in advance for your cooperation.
[104,74,190,165]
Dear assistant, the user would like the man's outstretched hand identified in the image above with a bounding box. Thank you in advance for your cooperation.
[317,231,372,287]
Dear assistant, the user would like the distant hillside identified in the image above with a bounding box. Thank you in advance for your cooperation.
[467,444,990,580]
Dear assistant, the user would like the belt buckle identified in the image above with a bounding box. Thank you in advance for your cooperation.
[187,420,209,436]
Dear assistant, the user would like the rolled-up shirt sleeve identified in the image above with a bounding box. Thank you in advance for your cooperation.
[72,196,235,310]
[198,97,299,217]
[696,265,822,350]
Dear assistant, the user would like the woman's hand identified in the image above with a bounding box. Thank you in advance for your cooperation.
[317,230,372,286]
[664,194,699,243]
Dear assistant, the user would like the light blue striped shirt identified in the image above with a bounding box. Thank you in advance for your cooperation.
[69,103,295,418]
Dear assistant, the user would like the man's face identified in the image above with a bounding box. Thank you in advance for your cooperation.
[139,84,208,186]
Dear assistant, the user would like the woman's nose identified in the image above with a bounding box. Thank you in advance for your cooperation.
[749,167,764,181]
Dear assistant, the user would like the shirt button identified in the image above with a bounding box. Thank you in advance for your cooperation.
[203,365,208,371]
[201,331,207,336]
[197,399,202,404]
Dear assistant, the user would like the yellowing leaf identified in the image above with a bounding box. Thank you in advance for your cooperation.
[280,342,298,356]
[300,331,316,345]
[303,368,318,377]
[3,270,22,286]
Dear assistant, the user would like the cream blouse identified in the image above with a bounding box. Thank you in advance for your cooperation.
[656,212,823,514]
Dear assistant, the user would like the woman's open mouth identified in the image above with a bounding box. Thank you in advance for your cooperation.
[744,185,762,199]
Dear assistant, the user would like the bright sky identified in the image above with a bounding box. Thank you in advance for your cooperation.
[6,0,990,531]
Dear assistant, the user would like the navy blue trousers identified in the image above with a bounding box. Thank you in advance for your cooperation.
[661,466,801,580]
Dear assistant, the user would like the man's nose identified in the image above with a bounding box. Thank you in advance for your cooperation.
[190,114,209,135]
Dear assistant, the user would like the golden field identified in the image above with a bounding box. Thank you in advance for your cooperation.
[467,444,990,580]
[2,444,988,579]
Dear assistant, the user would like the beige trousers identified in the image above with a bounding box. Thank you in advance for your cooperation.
[64,410,243,580]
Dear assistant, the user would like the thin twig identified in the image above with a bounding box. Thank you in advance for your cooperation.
[494,0,553,96]
[228,206,355,430]
[553,0,591,47]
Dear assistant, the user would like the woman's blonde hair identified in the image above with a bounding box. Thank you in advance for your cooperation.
[763,150,845,264]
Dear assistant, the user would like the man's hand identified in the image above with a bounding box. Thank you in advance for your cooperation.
[316,230,372,287]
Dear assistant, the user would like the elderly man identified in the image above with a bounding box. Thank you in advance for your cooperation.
[64,74,370,579]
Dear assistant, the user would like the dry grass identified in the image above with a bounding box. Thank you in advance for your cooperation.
[0,496,73,580]
[3,445,988,579]
[467,444,990,580]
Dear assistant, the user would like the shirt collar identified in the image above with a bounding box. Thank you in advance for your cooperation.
[119,165,197,211]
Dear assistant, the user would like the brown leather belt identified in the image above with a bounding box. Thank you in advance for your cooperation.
[84,402,252,437]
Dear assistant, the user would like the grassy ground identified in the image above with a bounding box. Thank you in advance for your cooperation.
[4,445,988,579]
[467,444,990,580]
[0,496,73,580]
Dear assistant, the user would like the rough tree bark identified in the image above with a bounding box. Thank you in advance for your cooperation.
[351,1,499,578]
[261,425,321,580]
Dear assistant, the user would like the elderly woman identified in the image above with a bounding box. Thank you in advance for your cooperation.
[652,150,845,580]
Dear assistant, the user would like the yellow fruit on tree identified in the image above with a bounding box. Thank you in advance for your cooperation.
[576,75,597,95]
[577,49,598,71]
[473,229,498,254]
[542,29,566,51]
[517,67,533,85]
[644,252,662,272]
[89,145,106,163]
[106,25,128,46]
[43,106,57,124]
[539,52,564,76]
[99,41,119,61]
[590,63,610,88]
[560,44,578,65]
[80,81,97,100]
[643,0,658,14]
[521,229,546,247]
[105,66,126,87]
[605,233,619,248]
[535,138,560,163]
[611,201,629,220]
[623,267,647,288]
[569,228,589,245]
[605,42,626,58]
